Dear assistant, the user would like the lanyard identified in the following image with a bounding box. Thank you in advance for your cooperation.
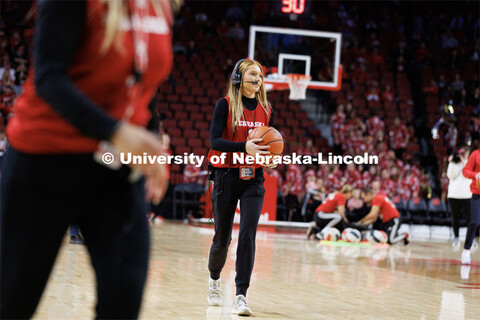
[124,0,149,121]
[243,108,257,134]
[130,0,149,77]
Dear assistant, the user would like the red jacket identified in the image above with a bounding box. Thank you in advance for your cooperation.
[7,0,173,153]
[463,149,480,195]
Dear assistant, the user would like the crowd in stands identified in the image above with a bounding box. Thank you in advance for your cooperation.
[1,1,478,223]
[0,2,34,173]
[394,2,480,193]
[170,1,477,222]
[0,30,29,129]
[1,1,33,124]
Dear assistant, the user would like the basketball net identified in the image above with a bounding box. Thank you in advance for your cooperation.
[286,74,311,100]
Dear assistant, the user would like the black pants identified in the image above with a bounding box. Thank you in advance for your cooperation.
[465,194,480,250]
[1,147,149,319]
[373,217,406,244]
[448,198,471,238]
[314,211,345,232]
[345,204,370,223]
[208,167,265,297]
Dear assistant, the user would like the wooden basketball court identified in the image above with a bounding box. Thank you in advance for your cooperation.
[32,222,479,319]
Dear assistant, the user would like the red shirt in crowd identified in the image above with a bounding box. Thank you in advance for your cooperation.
[286,164,303,196]
[389,124,409,150]
[377,158,390,172]
[1,90,16,115]
[344,168,361,188]
[360,171,371,189]
[330,112,345,145]
[266,168,283,192]
[330,111,345,125]
[183,164,200,184]
[316,166,329,181]
[372,194,400,222]
[381,90,395,102]
[316,192,347,213]
[303,168,316,181]
[440,174,449,196]
[326,172,342,193]
[382,178,396,197]
[353,137,369,155]
[398,174,419,201]
[366,116,385,138]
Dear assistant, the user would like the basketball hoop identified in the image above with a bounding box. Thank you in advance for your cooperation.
[286,74,311,100]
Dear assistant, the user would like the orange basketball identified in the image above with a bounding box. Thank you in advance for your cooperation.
[476,179,480,189]
[247,126,284,155]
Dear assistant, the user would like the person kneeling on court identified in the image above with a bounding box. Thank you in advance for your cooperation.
[306,185,354,239]
[359,188,409,245]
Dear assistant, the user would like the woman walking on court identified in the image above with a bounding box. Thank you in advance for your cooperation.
[461,148,480,264]
[207,59,275,316]
[1,1,172,318]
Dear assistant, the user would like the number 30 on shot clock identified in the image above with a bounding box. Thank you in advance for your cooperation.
[282,0,306,15]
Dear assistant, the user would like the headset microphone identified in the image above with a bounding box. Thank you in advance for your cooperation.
[231,59,260,85]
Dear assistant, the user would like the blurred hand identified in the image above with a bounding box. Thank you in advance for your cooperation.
[111,122,164,174]
[246,138,270,156]
[359,218,372,226]
[111,122,169,204]
[145,163,169,205]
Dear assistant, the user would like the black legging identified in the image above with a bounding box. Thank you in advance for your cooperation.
[373,217,406,244]
[1,147,149,319]
[465,194,480,250]
[314,211,345,231]
[208,167,265,297]
[448,198,471,238]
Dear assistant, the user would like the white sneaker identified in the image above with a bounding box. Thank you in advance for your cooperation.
[232,294,252,316]
[452,237,460,246]
[208,278,222,306]
[461,249,471,265]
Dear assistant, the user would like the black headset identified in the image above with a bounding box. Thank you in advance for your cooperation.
[231,58,247,85]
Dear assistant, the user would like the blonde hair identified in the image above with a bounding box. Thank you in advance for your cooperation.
[226,59,271,132]
[340,184,354,194]
[100,0,172,54]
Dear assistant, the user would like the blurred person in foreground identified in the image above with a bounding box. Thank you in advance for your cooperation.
[0,0,174,318]
[461,147,480,264]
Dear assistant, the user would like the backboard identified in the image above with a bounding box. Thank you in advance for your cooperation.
[248,25,342,91]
